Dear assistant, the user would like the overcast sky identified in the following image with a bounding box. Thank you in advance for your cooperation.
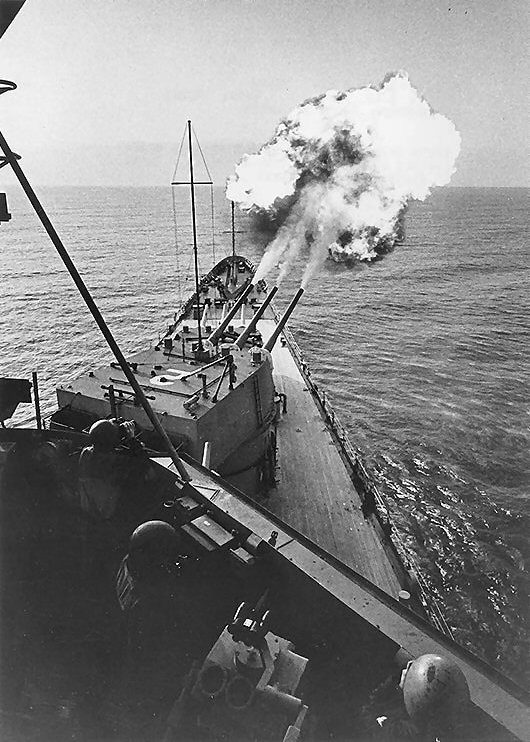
[0,0,528,186]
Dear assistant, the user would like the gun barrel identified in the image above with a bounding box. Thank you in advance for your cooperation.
[208,281,253,344]
[235,286,279,348]
[264,288,304,352]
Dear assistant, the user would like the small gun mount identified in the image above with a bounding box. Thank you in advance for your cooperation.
[169,597,309,741]
[228,597,271,647]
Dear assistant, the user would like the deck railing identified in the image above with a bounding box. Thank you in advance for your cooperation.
[272,306,453,638]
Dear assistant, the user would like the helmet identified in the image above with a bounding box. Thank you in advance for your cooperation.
[400,654,470,729]
[128,520,180,580]
[88,419,121,450]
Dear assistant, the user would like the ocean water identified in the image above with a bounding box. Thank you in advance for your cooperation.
[1,184,528,685]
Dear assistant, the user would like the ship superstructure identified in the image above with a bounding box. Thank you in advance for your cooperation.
[53,255,279,496]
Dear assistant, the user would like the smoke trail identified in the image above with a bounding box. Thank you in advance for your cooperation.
[227,72,460,287]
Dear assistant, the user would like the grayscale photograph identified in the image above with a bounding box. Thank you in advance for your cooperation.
[0,1,528,740]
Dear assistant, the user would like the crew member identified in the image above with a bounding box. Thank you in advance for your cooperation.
[355,653,471,741]
[399,653,471,740]
[78,418,138,520]
[109,521,196,738]
[116,519,183,611]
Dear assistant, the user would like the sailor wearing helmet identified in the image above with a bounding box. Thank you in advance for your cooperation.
[106,521,195,737]
[398,653,471,740]
[356,652,471,741]
[78,417,137,520]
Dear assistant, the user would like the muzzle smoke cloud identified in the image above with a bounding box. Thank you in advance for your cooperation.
[226,73,460,288]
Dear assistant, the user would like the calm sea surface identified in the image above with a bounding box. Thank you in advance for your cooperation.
[1,184,528,685]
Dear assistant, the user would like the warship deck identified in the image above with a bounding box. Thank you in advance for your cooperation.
[50,253,409,602]
[258,317,404,598]
[151,452,529,742]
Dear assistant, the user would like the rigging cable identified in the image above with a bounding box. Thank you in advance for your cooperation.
[171,186,182,304]
[171,125,187,182]
[193,129,216,265]
[171,126,187,304]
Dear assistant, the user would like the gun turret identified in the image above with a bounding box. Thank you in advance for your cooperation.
[264,288,304,352]
[208,281,253,344]
[235,286,278,348]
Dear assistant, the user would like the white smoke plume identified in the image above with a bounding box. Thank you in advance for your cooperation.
[227,72,460,288]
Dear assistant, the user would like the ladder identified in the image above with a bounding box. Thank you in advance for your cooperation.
[253,377,263,426]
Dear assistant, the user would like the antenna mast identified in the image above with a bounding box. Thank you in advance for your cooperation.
[187,120,203,352]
